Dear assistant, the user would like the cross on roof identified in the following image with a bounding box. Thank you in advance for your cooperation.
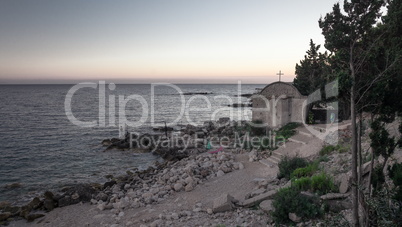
[276,70,284,82]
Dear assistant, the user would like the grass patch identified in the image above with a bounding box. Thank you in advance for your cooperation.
[292,172,337,195]
[320,144,349,156]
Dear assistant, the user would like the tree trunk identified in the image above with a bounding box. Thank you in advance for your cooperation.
[358,113,363,191]
[351,87,359,227]
[350,46,359,227]
[368,147,375,197]
[368,113,375,197]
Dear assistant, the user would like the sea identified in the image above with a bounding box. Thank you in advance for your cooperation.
[0,83,264,204]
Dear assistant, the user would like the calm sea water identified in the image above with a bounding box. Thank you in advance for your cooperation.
[0,83,263,204]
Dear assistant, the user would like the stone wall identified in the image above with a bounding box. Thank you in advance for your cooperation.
[252,82,307,128]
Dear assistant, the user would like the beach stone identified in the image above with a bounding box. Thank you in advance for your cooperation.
[216,170,225,177]
[58,196,71,207]
[95,192,108,201]
[26,213,45,222]
[150,219,163,227]
[212,193,234,213]
[259,180,269,187]
[185,177,194,185]
[207,208,213,215]
[150,188,160,195]
[105,203,113,210]
[19,200,38,218]
[171,212,179,220]
[193,208,202,212]
[62,184,97,205]
[0,212,11,221]
[248,150,257,162]
[97,203,106,211]
[44,191,54,200]
[43,199,55,211]
[238,162,244,170]
[185,183,194,192]
[289,213,301,223]
[338,173,350,194]
[0,201,11,210]
[2,206,19,215]
[174,183,183,192]
[142,192,153,199]
[28,197,42,210]
[259,200,274,213]
[221,166,231,173]
[103,180,117,190]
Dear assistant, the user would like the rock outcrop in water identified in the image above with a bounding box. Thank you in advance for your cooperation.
[0,184,101,223]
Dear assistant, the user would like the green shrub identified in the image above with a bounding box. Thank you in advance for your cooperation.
[292,172,336,195]
[366,188,402,226]
[292,161,319,178]
[318,155,330,162]
[292,177,312,191]
[278,156,309,179]
[371,165,385,195]
[319,145,337,156]
[272,186,322,224]
[311,172,336,194]
[276,122,301,140]
[338,145,349,153]
[388,162,402,201]
[322,213,351,227]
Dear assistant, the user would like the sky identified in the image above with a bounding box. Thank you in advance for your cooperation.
[0,0,340,84]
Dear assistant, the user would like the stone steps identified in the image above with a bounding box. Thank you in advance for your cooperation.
[288,133,311,145]
[274,141,300,156]
[258,126,316,168]
[297,129,314,138]
[259,159,276,168]
[259,150,284,167]
[288,137,306,145]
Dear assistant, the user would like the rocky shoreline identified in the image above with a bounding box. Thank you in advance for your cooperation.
[0,119,260,224]
[0,147,263,225]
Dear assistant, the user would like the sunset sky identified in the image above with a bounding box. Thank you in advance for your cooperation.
[0,0,339,84]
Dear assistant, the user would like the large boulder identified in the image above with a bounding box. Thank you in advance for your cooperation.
[337,173,351,194]
[26,213,45,222]
[289,213,301,223]
[248,150,258,162]
[325,199,353,213]
[212,193,235,213]
[259,200,274,213]
[58,184,98,207]
[0,212,11,222]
